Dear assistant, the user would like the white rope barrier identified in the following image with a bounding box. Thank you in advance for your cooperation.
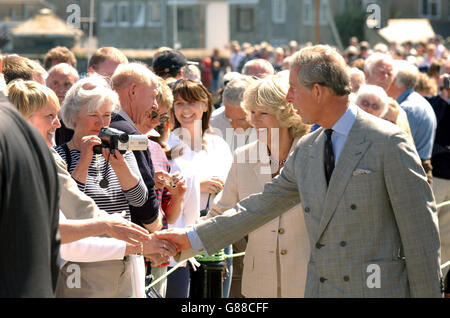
[437,200,450,209]
[145,252,246,291]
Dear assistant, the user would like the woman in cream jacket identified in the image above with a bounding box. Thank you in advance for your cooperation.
[206,74,311,298]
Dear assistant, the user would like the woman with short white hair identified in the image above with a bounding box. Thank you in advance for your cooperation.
[55,75,149,297]
[355,84,389,118]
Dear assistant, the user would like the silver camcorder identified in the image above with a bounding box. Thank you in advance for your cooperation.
[93,127,148,155]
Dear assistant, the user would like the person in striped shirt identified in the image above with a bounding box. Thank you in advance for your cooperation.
[55,75,151,297]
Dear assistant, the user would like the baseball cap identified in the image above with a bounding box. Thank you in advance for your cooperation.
[152,50,187,76]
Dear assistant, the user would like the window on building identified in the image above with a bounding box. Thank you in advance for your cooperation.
[9,7,17,20]
[302,0,328,25]
[148,0,163,26]
[134,1,146,26]
[272,0,286,24]
[100,2,116,27]
[178,7,193,31]
[237,7,255,32]
[22,4,28,19]
[319,0,328,24]
[118,2,130,26]
[420,0,441,19]
[340,0,363,12]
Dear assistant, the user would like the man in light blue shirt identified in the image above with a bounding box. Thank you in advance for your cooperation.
[388,60,437,183]
[156,45,442,297]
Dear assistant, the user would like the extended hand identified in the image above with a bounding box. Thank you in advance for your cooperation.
[145,253,169,267]
[143,234,178,256]
[101,211,151,244]
[153,228,192,252]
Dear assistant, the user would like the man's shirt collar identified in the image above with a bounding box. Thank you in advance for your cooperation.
[331,102,357,138]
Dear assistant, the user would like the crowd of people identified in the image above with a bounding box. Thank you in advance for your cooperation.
[0,34,449,298]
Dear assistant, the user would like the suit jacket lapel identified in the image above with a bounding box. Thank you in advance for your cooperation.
[315,112,372,241]
[304,131,328,216]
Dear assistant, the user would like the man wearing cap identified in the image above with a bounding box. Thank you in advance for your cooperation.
[152,50,188,85]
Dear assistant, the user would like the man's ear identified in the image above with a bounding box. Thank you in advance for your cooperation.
[311,83,324,103]
[128,83,137,102]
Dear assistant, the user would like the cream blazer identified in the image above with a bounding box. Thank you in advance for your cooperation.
[206,139,310,298]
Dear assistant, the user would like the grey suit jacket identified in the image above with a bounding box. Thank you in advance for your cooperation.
[193,108,442,297]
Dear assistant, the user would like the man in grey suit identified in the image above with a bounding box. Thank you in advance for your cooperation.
[155,45,443,297]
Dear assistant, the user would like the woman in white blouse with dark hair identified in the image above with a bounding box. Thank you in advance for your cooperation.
[166,79,233,298]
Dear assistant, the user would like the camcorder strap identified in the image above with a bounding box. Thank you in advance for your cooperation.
[62,143,72,170]
[99,152,111,189]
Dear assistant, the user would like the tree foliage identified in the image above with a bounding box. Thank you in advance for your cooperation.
[334,9,366,46]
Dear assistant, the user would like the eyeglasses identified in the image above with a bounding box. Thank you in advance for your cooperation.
[159,115,170,125]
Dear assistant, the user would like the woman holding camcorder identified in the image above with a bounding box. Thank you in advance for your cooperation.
[54,75,149,297]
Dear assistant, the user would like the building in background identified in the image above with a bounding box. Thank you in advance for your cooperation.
[1,0,448,52]
[94,0,343,49]
[9,8,81,54]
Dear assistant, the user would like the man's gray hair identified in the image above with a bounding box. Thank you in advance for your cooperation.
[364,53,394,75]
[291,45,351,96]
[46,63,79,82]
[355,84,389,117]
[182,64,201,83]
[393,60,419,89]
[222,75,256,106]
[61,75,120,129]
[242,59,275,78]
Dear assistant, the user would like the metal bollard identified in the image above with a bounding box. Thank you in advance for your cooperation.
[189,250,225,298]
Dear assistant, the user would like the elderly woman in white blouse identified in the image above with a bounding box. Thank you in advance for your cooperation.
[206,74,311,298]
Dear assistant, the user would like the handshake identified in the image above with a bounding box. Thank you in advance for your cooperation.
[101,212,191,266]
[138,229,192,266]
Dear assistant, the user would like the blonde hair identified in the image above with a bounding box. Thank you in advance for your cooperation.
[242,74,310,139]
[61,75,120,129]
[156,76,173,110]
[111,62,157,90]
[6,79,59,118]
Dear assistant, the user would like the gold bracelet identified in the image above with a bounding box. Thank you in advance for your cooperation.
[138,242,144,256]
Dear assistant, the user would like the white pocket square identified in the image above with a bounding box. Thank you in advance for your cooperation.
[353,168,372,176]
